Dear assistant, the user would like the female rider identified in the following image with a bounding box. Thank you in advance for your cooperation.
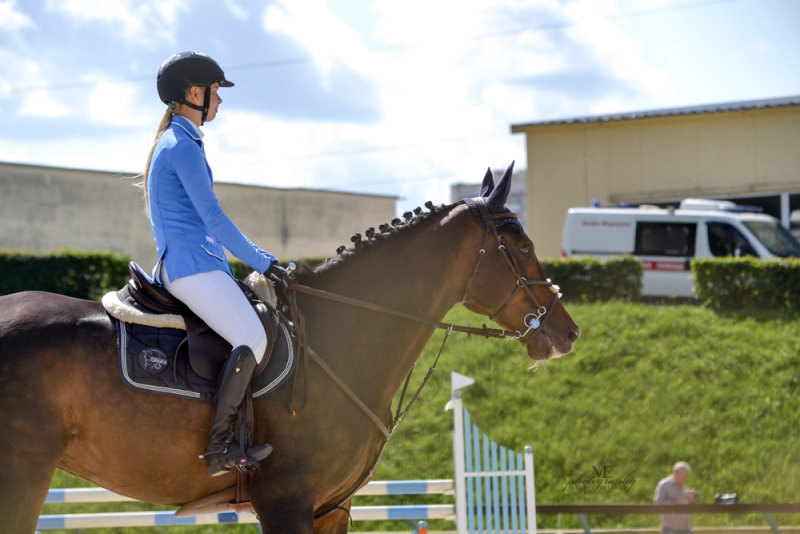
[144,51,291,477]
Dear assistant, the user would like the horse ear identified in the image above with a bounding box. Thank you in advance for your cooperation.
[479,167,494,197]
[487,161,515,210]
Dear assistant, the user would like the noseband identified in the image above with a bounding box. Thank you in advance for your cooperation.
[277,197,569,521]
[282,197,564,509]
[462,197,562,342]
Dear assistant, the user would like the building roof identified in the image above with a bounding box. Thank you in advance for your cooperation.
[511,94,800,131]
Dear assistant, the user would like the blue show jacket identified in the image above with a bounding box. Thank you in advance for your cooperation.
[147,115,275,283]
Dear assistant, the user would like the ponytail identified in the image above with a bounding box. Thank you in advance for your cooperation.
[142,108,174,208]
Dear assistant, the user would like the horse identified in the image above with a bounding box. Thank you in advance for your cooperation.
[0,163,579,533]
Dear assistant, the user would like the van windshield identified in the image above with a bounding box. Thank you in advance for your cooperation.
[743,221,800,257]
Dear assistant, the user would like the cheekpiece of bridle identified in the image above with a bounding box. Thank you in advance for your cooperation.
[277,193,568,519]
[462,197,563,343]
[278,195,567,518]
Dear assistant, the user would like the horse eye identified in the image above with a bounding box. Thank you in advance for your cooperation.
[519,244,532,258]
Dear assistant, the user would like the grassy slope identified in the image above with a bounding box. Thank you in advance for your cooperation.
[48,302,800,533]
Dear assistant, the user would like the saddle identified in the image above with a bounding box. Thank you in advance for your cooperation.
[117,261,279,381]
[102,263,297,507]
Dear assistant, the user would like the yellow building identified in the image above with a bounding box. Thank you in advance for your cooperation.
[511,95,800,258]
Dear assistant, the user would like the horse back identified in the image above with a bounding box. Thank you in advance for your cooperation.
[0,290,115,415]
[0,290,117,430]
[0,292,210,501]
[0,290,110,329]
[0,291,113,359]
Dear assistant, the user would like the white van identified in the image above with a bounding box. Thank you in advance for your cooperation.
[561,198,800,298]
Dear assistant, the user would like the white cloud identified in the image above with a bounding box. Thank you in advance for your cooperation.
[209,109,375,188]
[371,0,489,49]
[7,0,765,217]
[85,77,151,126]
[0,0,33,32]
[17,89,72,118]
[249,2,537,205]
[224,0,248,21]
[0,51,34,95]
[0,129,153,173]
[45,0,188,45]
[564,0,673,96]
[3,54,70,118]
[262,0,380,81]
[248,0,684,211]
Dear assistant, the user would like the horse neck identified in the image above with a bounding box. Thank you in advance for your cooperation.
[300,204,478,409]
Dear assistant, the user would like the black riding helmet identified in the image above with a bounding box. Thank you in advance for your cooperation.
[157,51,233,124]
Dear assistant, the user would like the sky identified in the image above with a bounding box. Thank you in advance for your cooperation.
[1,0,799,216]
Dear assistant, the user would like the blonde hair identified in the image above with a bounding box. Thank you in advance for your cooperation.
[142,108,174,207]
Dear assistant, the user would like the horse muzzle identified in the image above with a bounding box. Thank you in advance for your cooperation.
[521,314,580,360]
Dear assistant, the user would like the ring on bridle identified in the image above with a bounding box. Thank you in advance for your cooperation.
[280,198,564,519]
[290,199,560,343]
[282,198,564,437]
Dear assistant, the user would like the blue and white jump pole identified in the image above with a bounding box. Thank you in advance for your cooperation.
[447,371,537,534]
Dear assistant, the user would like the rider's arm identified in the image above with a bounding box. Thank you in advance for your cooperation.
[172,140,276,274]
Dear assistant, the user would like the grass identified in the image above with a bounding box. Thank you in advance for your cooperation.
[45,302,800,533]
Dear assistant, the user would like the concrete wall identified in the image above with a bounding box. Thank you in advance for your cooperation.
[512,101,800,258]
[0,162,395,269]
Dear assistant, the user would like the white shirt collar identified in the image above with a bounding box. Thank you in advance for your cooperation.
[172,114,205,140]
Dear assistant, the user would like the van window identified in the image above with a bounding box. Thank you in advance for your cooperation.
[742,221,800,258]
[634,222,696,256]
[707,222,756,257]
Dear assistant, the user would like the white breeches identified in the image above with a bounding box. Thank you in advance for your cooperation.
[162,267,268,364]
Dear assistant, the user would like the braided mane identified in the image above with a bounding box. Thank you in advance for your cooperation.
[315,200,457,274]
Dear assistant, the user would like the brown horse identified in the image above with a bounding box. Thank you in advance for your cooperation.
[0,163,579,533]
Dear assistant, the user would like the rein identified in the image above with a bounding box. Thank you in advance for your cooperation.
[286,283,514,441]
[283,198,562,438]
[284,197,563,521]
[292,284,518,339]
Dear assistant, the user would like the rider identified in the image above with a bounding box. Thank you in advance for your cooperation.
[143,51,292,477]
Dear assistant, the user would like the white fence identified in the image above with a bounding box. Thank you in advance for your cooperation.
[39,481,455,529]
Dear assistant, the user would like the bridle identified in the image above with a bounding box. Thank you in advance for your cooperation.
[289,199,560,343]
[282,198,564,432]
[282,198,564,521]
[462,197,562,342]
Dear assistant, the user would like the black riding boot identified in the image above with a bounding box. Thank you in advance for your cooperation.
[203,346,273,477]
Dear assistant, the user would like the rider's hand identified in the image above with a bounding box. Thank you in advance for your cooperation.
[265,262,295,289]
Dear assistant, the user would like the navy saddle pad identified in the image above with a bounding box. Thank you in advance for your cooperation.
[116,319,295,402]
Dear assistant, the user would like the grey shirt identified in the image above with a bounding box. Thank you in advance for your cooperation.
[654,475,691,531]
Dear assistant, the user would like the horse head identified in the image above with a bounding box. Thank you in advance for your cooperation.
[461,161,580,359]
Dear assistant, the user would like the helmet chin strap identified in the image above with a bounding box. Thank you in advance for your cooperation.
[180,86,211,124]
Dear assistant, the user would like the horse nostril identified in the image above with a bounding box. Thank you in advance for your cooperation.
[568,326,581,342]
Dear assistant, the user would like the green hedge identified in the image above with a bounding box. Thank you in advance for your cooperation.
[0,251,325,302]
[541,256,642,302]
[0,250,641,305]
[0,250,131,301]
[240,256,643,303]
[693,257,800,311]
